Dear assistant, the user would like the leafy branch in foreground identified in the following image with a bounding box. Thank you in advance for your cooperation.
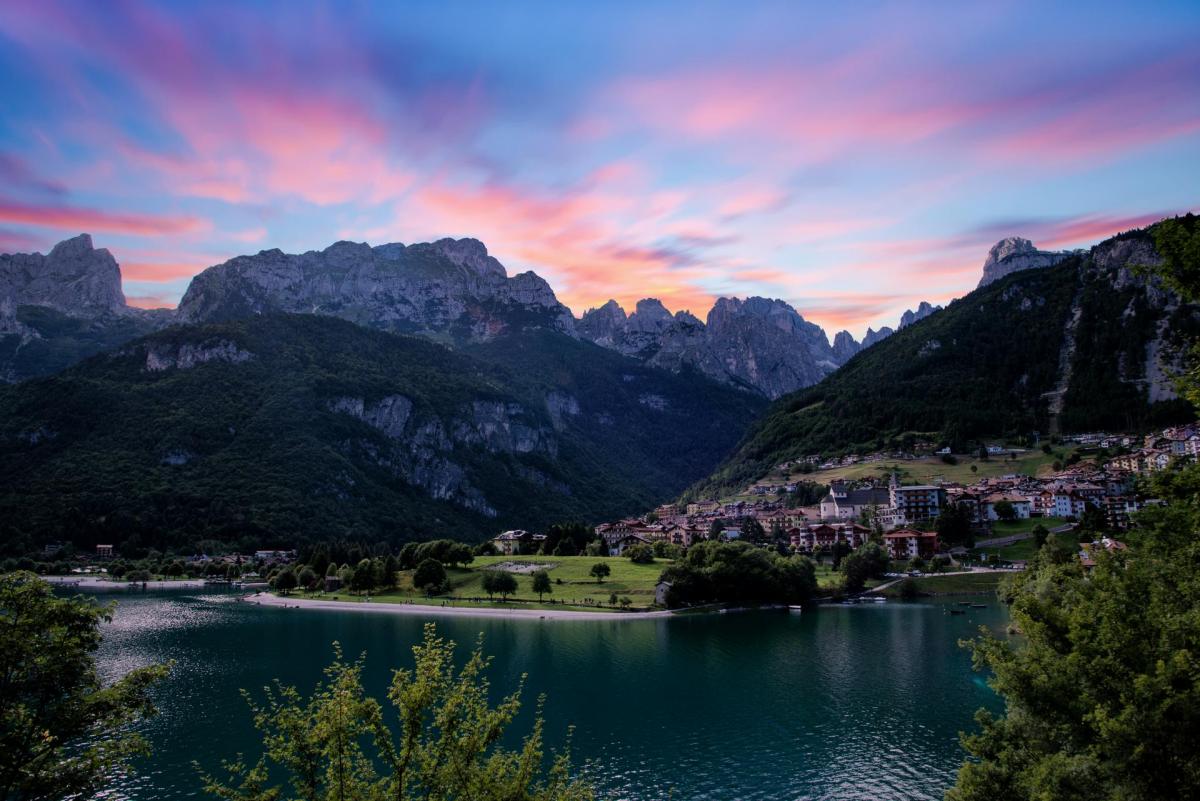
[199,623,594,801]
[0,571,170,801]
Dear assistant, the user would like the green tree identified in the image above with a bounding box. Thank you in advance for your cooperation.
[840,542,889,593]
[0,572,169,800]
[492,571,518,601]
[741,517,766,545]
[624,544,654,564]
[531,570,552,602]
[992,499,1016,522]
[589,562,611,583]
[200,626,593,801]
[349,558,376,592]
[297,566,317,590]
[412,559,447,595]
[937,501,975,548]
[949,222,1200,800]
[1032,523,1049,550]
[274,566,298,594]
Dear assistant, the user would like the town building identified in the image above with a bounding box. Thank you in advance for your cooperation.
[883,528,938,560]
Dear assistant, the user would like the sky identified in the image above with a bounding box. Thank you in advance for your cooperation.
[0,1,1197,338]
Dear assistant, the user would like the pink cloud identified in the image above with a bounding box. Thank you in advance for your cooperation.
[0,198,204,236]
[125,294,176,310]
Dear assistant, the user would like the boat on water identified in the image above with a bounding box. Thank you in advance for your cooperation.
[956,601,973,606]
[788,605,804,614]
[948,609,967,615]
[971,604,987,608]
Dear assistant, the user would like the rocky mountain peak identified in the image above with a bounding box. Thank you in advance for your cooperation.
[176,236,573,340]
[979,236,1071,288]
[0,232,127,316]
[899,300,941,329]
[430,237,506,278]
[832,330,859,362]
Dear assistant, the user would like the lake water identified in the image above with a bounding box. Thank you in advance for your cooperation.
[88,588,1005,801]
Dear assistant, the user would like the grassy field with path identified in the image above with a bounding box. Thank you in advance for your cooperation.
[301,554,842,611]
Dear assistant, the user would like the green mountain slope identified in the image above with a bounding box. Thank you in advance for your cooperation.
[0,315,763,553]
[693,220,1199,497]
[0,305,166,382]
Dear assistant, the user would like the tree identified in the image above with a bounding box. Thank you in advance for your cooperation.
[608,591,618,607]
[840,542,889,593]
[274,566,298,594]
[1032,523,1049,550]
[741,517,767,545]
[201,626,594,801]
[350,558,376,592]
[0,572,169,800]
[708,519,725,540]
[297,566,317,590]
[937,502,975,548]
[589,562,611,583]
[652,540,682,560]
[585,539,607,556]
[624,543,654,564]
[658,541,817,608]
[481,570,517,601]
[895,577,920,600]
[531,569,552,601]
[992,499,1016,522]
[619,597,632,610]
[492,570,517,601]
[413,559,447,595]
[907,556,926,573]
[948,222,1200,800]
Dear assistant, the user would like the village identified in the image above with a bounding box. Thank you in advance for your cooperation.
[508,423,1200,569]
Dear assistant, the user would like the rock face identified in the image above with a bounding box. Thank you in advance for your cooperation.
[0,234,172,382]
[899,301,941,329]
[578,295,841,399]
[176,237,575,340]
[978,237,1073,288]
[0,234,127,316]
[326,393,557,517]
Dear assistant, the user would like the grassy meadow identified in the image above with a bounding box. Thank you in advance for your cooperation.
[302,554,842,611]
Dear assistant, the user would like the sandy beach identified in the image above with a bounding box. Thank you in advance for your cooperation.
[249,592,675,621]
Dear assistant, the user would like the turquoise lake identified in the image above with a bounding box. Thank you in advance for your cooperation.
[88,588,1006,800]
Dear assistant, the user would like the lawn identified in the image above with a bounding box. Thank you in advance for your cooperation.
[882,571,1009,597]
[777,447,1082,490]
[303,554,844,611]
[973,527,1078,563]
[307,555,668,611]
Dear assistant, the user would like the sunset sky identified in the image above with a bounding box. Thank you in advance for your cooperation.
[0,0,1197,337]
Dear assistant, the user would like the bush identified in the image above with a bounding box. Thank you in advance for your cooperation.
[625,544,654,564]
[896,578,921,600]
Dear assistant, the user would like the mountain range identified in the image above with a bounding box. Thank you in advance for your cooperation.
[692,217,1199,498]
[3,234,938,398]
[1,215,1194,549]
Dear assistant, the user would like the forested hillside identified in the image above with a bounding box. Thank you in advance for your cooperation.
[0,315,763,554]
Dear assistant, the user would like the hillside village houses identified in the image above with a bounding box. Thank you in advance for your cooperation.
[575,423,1196,561]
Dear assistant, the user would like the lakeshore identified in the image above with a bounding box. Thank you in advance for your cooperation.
[251,591,676,620]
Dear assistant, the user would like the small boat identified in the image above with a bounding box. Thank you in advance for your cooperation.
[956,601,973,606]
[871,596,887,603]
[948,609,967,615]
[788,605,804,614]
[971,604,987,609]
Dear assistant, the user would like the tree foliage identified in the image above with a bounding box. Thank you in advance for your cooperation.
[0,572,169,800]
[839,542,889,593]
[658,541,817,607]
[199,625,593,801]
[949,227,1200,800]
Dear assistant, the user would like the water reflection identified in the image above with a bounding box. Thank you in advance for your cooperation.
[86,590,1004,801]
